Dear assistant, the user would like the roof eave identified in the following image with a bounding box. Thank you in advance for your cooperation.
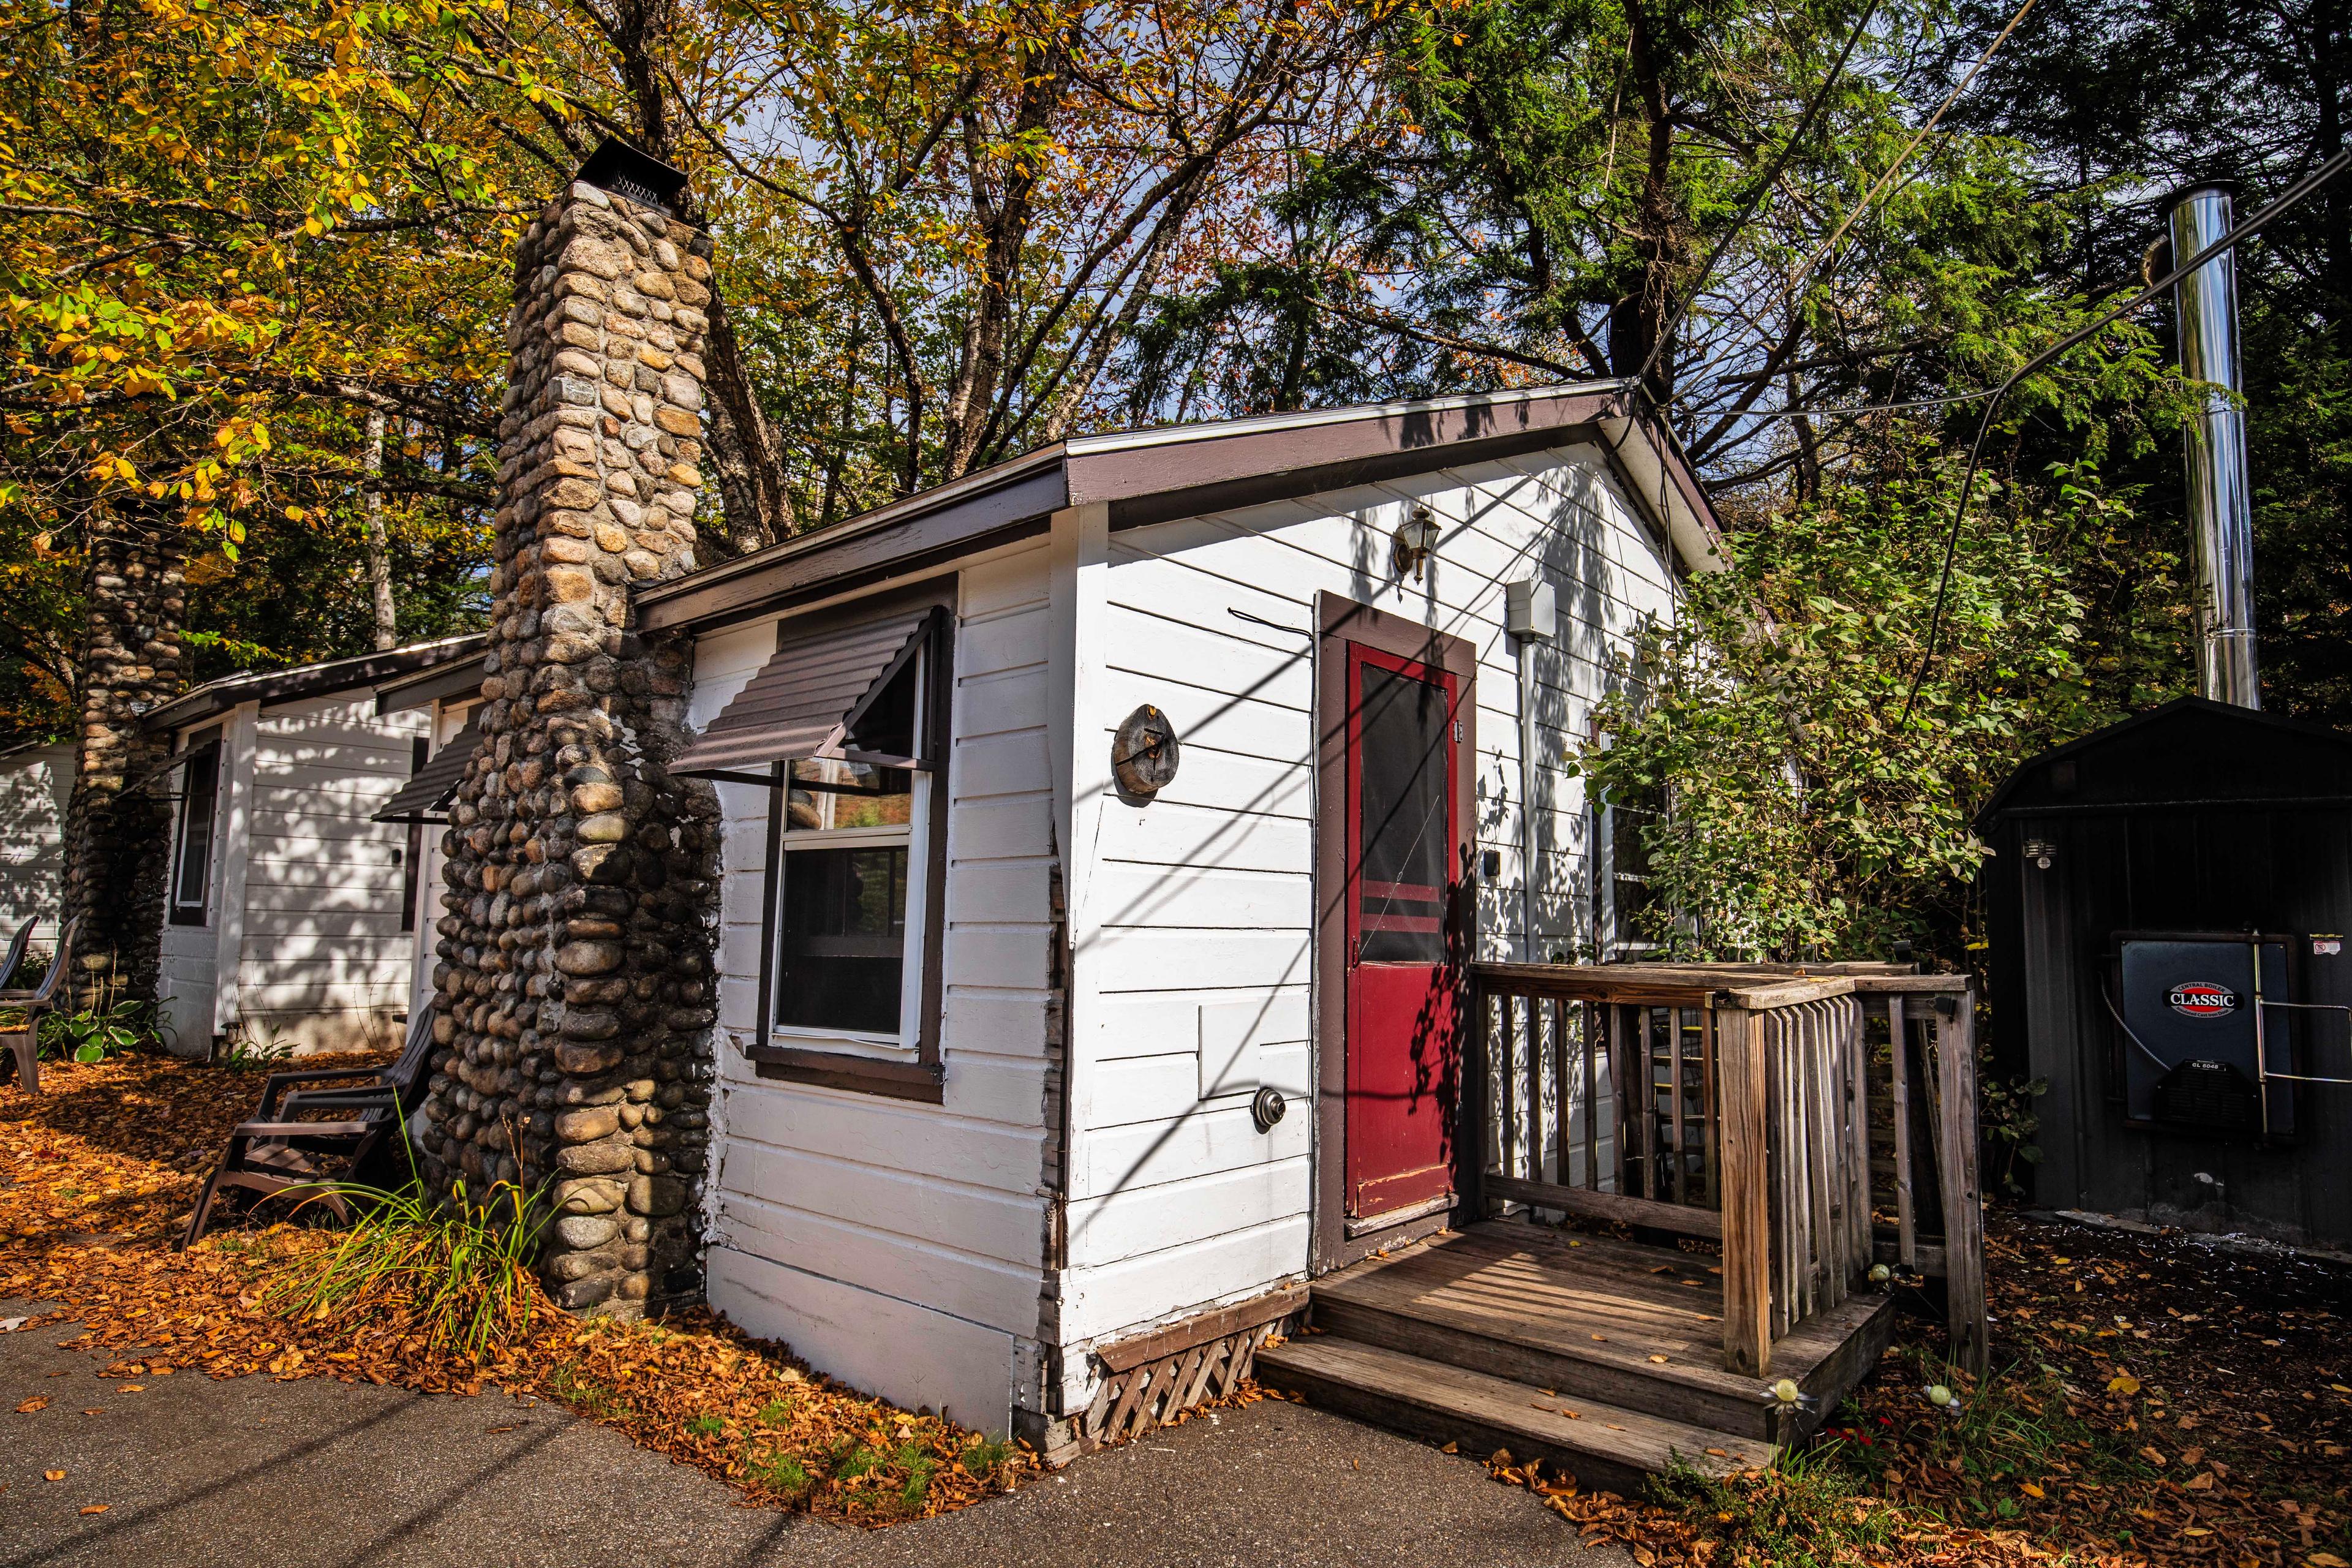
[638,381,1723,636]
[141,634,489,734]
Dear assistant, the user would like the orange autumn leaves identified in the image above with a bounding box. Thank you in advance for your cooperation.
[1,1053,1025,1523]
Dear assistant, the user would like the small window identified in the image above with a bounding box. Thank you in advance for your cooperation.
[1599,788,1662,957]
[401,735,428,933]
[170,740,222,927]
[768,638,940,1054]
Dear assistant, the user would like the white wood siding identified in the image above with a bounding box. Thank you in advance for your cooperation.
[0,743,72,967]
[234,692,425,1052]
[701,545,1058,1436]
[408,699,474,1025]
[1056,442,1677,1376]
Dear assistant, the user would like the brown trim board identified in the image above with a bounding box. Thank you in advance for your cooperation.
[638,382,1716,637]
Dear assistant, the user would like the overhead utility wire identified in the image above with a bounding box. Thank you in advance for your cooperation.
[1894,146,2352,730]
[1662,0,2040,414]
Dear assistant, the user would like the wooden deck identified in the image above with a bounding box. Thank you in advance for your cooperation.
[1256,1221,1894,1490]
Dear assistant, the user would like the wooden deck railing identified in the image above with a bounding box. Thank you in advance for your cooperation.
[1465,962,1986,1378]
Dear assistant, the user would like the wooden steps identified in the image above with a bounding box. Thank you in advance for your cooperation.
[1257,1336,1774,1495]
[1254,1221,1896,1490]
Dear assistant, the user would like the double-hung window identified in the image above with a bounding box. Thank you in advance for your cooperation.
[671,594,952,1100]
[772,642,930,1046]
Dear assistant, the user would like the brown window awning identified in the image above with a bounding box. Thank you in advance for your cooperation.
[374,709,484,823]
[671,608,941,780]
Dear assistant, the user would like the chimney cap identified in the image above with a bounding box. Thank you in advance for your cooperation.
[575,137,691,217]
[2157,177,2242,214]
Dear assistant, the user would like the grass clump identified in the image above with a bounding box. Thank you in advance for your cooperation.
[271,1178,549,1365]
[748,1450,810,1494]
[961,1434,1014,1481]
[1654,1439,1898,1568]
[688,1412,726,1438]
[756,1398,794,1425]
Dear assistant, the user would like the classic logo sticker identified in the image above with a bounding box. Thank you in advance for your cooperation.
[2167,982,2239,1018]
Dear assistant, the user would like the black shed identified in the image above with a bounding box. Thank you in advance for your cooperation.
[1980,697,2352,1250]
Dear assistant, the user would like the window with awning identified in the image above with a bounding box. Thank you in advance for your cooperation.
[670,606,945,780]
[708,599,956,1102]
[374,709,484,824]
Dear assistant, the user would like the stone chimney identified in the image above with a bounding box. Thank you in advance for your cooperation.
[418,168,722,1314]
[61,515,186,1014]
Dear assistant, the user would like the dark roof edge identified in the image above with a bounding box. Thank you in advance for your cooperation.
[142,633,489,734]
[1974,696,2352,828]
[0,736,71,766]
[638,382,1723,636]
[375,651,491,715]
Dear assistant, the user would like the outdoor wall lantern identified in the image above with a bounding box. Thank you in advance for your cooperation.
[1111,704,1180,797]
[1392,504,1441,581]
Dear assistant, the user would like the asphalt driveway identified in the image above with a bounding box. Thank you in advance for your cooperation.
[1,1302,1627,1568]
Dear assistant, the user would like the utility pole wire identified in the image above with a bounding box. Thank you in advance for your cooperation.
[1894,146,2352,731]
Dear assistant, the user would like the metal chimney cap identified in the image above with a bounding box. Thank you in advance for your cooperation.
[2157,178,2242,213]
[574,137,691,217]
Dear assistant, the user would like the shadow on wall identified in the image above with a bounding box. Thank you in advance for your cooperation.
[154,700,423,1057]
[0,742,73,957]
[1062,454,1663,1276]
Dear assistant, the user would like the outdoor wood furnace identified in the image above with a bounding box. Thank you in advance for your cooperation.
[1978,697,2352,1250]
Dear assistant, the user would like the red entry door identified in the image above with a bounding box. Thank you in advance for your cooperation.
[1343,642,1464,1227]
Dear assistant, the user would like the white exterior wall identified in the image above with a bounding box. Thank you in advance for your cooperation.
[158,690,426,1055]
[700,543,1058,1435]
[407,699,477,1024]
[238,692,428,1052]
[157,702,252,1052]
[1052,442,1680,1392]
[0,742,73,970]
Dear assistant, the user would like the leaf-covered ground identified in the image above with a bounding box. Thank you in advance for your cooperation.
[7,1052,2349,1558]
[1504,1213,2351,1568]
[0,1051,1031,1523]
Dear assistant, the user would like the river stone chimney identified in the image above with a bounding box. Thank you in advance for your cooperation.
[60,517,186,1013]
[418,162,721,1314]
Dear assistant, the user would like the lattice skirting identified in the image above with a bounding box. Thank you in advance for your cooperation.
[1076,1319,1290,1451]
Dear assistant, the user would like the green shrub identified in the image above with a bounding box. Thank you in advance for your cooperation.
[37,998,164,1063]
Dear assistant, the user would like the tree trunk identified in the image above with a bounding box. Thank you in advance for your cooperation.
[59,505,187,1017]
[593,0,794,557]
[362,408,397,650]
[696,292,794,556]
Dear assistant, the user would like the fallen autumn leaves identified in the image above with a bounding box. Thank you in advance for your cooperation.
[8,1052,2351,1561]
[1,1052,1031,1523]
[1476,1211,2352,1568]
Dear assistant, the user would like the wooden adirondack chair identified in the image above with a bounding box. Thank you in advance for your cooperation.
[179,1008,438,1247]
[0,916,34,993]
[1,917,78,1093]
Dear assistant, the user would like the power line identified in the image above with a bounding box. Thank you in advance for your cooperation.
[1894,148,2352,730]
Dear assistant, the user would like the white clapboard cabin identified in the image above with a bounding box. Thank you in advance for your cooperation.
[0,738,74,968]
[146,637,483,1056]
[641,382,1862,1472]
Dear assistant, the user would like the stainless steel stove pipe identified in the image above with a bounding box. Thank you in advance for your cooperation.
[2168,183,2261,709]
